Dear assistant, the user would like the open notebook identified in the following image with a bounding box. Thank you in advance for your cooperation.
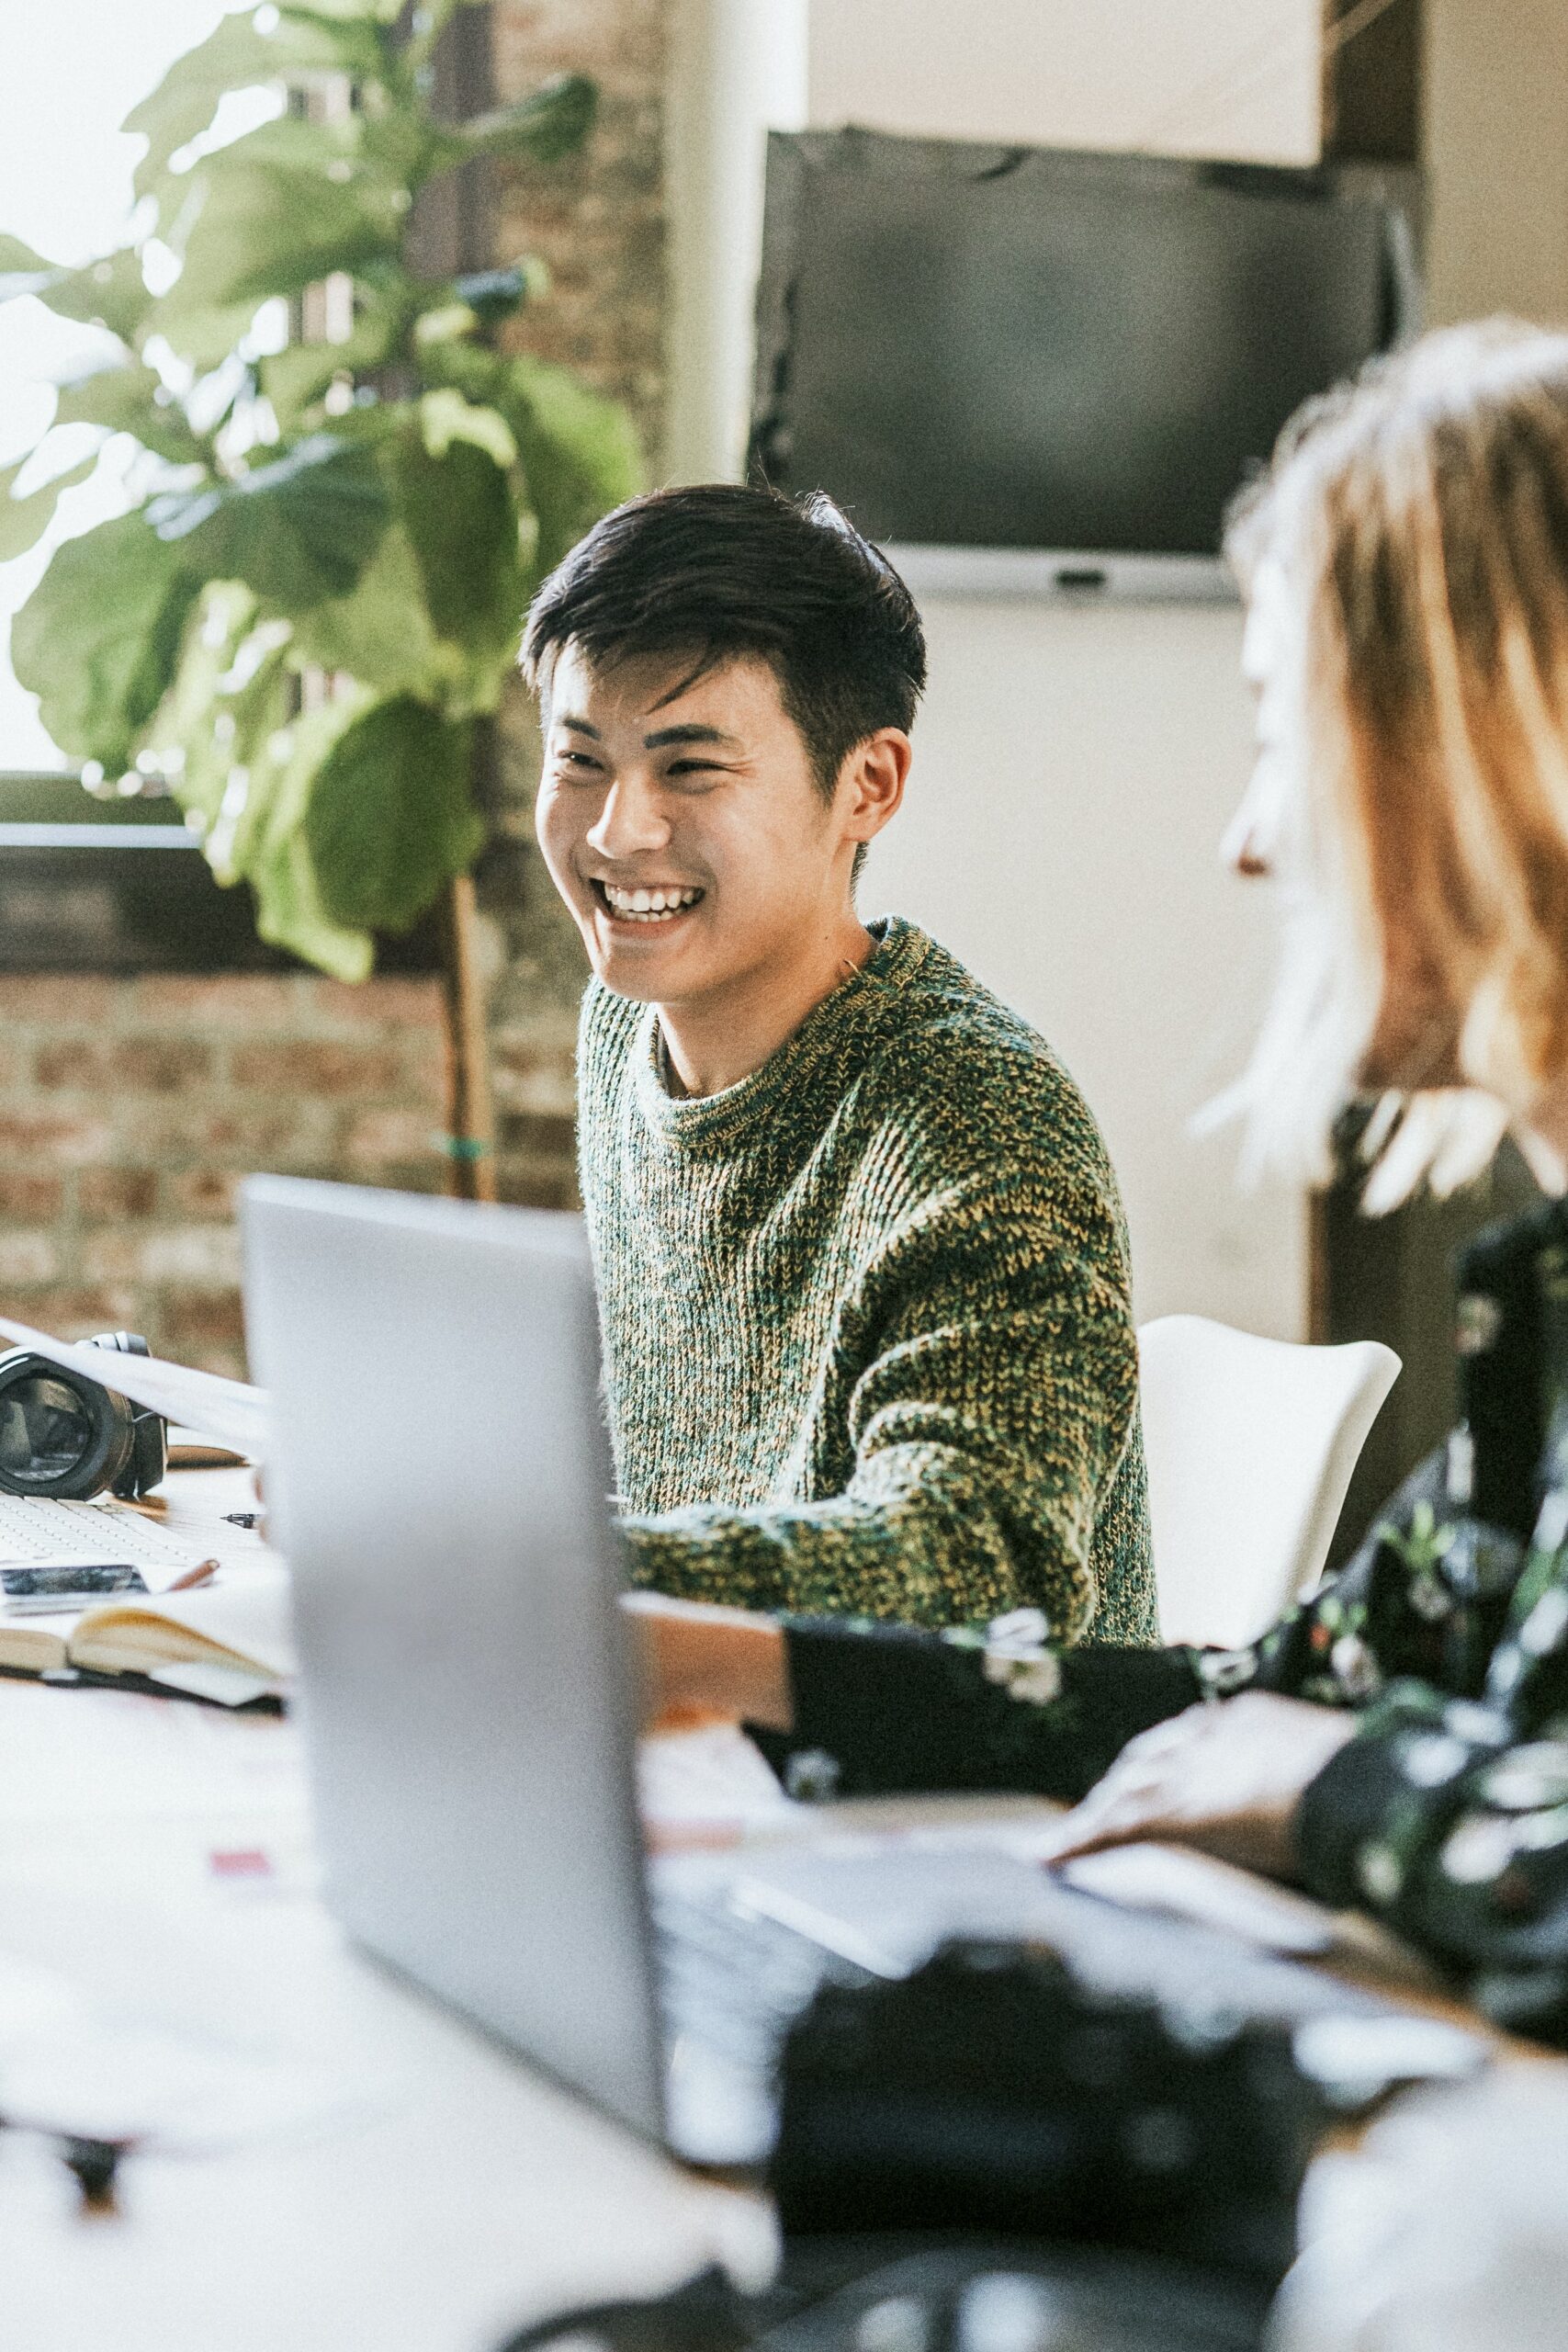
[0,1565,295,1705]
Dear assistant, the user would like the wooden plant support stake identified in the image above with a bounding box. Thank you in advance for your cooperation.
[439,870,498,1203]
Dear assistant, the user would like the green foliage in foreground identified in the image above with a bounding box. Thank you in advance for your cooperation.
[0,0,639,978]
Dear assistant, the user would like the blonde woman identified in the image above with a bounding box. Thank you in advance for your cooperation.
[629,321,1568,2035]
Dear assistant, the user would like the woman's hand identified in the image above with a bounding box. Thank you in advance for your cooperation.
[621,1592,793,1732]
[1037,1690,1359,1881]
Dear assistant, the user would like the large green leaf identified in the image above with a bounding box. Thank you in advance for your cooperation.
[500,354,642,577]
[415,336,505,408]
[144,580,258,824]
[250,800,376,980]
[290,519,468,703]
[153,159,406,337]
[417,386,516,469]
[51,248,153,343]
[243,681,378,978]
[285,410,522,711]
[147,587,293,865]
[11,511,201,769]
[141,107,364,222]
[52,360,162,433]
[0,453,98,563]
[396,428,522,653]
[431,74,595,170]
[418,340,639,579]
[0,241,152,343]
[305,694,482,932]
[281,0,406,26]
[146,431,389,609]
[51,361,209,469]
[125,5,387,202]
[148,589,374,977]
[148,598,376,978]
[0,232,61,301]
[197,647,295,879]
[259,298,402,432]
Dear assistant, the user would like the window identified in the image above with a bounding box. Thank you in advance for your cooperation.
[0,1,266,771]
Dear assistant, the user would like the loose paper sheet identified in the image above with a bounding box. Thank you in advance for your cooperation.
[0,1315,269,1457]
[1057,1841,1337,1955]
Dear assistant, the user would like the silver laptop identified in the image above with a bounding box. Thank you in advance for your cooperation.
[242,1178,1481,2168]
[243,1174,821,2163]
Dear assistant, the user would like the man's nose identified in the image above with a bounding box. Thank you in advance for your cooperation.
[586,775,670,860]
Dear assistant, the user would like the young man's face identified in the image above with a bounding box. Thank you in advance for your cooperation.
[536,644,858,1006]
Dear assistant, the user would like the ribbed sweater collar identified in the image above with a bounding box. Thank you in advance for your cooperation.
[628,915,931,1158]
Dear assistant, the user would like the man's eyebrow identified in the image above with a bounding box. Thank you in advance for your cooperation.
[643,723,742,752]
[557,714,603,739]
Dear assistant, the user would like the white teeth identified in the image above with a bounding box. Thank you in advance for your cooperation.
[600,881,701,922]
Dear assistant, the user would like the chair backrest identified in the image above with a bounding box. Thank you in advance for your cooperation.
[1137,1314,1401,1651]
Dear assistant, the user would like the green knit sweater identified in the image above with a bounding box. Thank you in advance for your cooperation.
[577,916,1156,1643]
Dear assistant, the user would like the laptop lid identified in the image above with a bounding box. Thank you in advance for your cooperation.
[241,1175,667,2146]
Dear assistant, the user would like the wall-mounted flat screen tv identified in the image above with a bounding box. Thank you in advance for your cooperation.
[749,131,1419,600]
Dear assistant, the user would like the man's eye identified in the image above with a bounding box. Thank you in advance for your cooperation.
[665,760,721,780]
[556,751,604,772]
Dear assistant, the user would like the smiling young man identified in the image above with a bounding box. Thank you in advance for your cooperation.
[521,483,1156,1644]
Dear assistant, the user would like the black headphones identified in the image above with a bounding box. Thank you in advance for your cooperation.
[0,1331,167,1502]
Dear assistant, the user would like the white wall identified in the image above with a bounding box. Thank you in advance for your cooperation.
[808,0,1320,164]
[1424,0,1568,329]
[810,1,1320,1336]
[860,600,1291,1331]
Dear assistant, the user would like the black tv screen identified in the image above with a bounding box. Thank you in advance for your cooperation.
[750,133,1417,577]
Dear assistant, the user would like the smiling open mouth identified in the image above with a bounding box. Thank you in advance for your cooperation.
[591,879,705,924]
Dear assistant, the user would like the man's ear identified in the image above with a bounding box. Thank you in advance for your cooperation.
[839,729,912,848]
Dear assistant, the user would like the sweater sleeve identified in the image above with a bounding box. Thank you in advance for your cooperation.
[621,1170,1148,1641]
[765,1621,1202,1802]
[1295,1545,1568,2040]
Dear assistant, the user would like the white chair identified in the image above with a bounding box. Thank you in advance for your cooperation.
[1137,1314,1401,1650]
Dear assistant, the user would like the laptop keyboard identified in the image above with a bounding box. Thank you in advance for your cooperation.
[651,1884,870,2074]
[650,1851,1464,2089]
[0,1492,215,1574]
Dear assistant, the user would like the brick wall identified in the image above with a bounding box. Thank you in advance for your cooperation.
[478,0,669,1211]
[0,974,447,1376]
[492,0,667,439]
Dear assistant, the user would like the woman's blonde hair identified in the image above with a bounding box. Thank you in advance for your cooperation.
[1223,319,1568,1210]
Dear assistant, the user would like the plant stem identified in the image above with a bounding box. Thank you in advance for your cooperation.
[438,868,497,1203]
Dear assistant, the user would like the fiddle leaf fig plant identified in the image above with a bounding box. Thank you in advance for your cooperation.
[0,0,640,980]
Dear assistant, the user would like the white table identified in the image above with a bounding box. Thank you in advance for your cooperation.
[0,1470,765,2352]
[2,1472,1549,2352]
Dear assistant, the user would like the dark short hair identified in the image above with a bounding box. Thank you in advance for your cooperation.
[520,483,926,796]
